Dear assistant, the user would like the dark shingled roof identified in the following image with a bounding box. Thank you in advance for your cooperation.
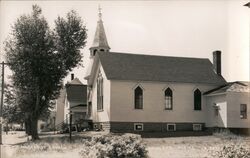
[66,78,87,104]
[98,52,226,85]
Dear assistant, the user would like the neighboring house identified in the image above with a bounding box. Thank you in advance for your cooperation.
[55,75,88,131]
[38,111,56,132]
[64,76,88,128]
[84,9,250,134]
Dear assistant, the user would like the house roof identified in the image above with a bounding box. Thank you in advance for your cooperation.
[67,78,83,85]
[66,79,87,104]
[204,81,250,95]
[97,52,226,85]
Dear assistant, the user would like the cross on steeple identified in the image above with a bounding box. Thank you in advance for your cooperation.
[98,5,102,21]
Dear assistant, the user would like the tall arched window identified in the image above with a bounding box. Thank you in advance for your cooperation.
[194,89,202,110]
[134,86,143,109]
[165,88,173,110]
[97,72,103,111]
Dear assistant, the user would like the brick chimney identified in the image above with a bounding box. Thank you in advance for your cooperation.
[71,73,74,80]
[213,50,221,76]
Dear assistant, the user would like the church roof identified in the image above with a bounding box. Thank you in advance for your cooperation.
[97,52,227,85]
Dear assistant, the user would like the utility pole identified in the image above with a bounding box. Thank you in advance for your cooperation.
[0,61,9,145]
[0,61,5,145]
[69,111,72,142]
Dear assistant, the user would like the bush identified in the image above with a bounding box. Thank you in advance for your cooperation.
[216,143,250,158]
[79,134,148,158]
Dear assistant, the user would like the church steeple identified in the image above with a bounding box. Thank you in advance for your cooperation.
[90,6,110,57]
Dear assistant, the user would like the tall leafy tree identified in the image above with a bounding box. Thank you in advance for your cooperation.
[4,5,87,140]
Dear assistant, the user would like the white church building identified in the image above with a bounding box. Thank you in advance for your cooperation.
[84,9,250,134]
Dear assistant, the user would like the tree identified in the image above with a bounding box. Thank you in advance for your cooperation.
[4,5,87,140]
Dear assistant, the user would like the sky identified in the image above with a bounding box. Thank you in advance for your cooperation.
[0,0,249,84]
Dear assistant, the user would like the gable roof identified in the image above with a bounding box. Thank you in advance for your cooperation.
[97,52,226,85]
[67,78,83,85]
[204,81,250,95]
[66,79,87,104]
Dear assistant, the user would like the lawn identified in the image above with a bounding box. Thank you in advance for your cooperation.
[1,131,250,158]
[145,134,250,158]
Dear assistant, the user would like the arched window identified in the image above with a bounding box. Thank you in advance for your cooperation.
[97,72,103,111]
[194,89,202,110]
[134,86,143,109]
[165,88,173,110]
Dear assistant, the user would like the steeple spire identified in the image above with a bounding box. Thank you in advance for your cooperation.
[90,6,110,57]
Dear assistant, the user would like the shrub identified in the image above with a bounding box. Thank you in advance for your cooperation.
[79,134,148,158]
[216,143,250,158]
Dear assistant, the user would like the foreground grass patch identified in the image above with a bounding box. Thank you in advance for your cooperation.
[15,133,148,158]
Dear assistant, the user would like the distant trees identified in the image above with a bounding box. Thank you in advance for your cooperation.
[3,84,25,125]
[4,5,87,140]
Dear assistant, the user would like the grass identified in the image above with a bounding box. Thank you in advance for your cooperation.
[2,131,250,158]
[145,131,250,158]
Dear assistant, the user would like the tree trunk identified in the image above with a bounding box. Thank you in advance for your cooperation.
[30,117,39,140]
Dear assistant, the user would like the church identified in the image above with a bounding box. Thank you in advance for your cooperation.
[83,8,250,134]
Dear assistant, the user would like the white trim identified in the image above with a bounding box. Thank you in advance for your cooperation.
[132,83,145,91]
[193,124,202,131]
[134,123,144,131]
[167,124,176,131]
[192,86,201,92]
[162,85,175,92]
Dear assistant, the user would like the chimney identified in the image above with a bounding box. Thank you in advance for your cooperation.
[71,73,74,80]
[213,50,221,76]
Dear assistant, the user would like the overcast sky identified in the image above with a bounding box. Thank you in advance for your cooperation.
[0,0,249,84]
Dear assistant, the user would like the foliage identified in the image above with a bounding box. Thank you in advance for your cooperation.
[216,143,250,158]
[4,4,87,139]
[79,134,148,158]
[17,134,148,158]
[3,84,25,124]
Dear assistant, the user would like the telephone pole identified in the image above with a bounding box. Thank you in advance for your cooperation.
[0,61,5,145]
[0,61,8,145]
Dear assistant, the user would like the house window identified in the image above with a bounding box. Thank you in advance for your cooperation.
[193,124,202,131]
[134,86,143,109]
[97,72,103,111]
[134,123,144,131]
[167,124,176,131]
[194,89,202,110]
[240,104,247,119]
[165,88,173,110]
